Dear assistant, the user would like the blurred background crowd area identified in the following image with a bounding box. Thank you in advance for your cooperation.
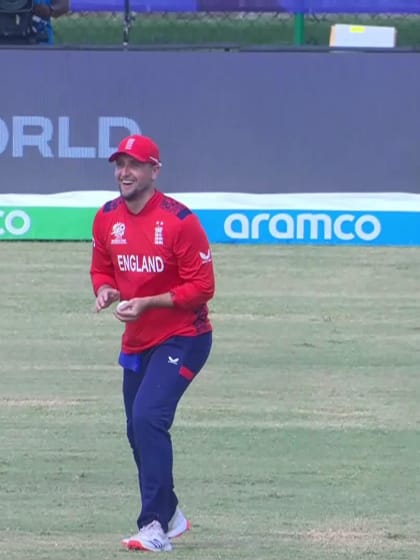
[52,12,420,47]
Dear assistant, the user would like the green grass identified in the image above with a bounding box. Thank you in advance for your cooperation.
[1,243,420,559]
[54,13,294,46]
[53,14,420,47]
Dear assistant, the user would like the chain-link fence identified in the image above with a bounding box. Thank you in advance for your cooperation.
[53,12,420,47]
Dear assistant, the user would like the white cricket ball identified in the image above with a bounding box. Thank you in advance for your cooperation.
[116,300,129,312]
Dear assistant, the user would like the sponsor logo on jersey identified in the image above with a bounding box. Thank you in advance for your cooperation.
[199,249,212,263]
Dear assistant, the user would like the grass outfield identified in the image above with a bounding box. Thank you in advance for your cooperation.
[53,14,420,47]
[1,242,420,560]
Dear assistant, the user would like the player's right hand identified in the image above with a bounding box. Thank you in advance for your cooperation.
[95,287,120,312]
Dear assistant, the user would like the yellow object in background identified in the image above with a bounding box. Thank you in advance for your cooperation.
[349,25,366,33]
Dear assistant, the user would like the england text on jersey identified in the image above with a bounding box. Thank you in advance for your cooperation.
[117,254,165,273]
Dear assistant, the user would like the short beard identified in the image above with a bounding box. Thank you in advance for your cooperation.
[119,189,139,202]
[118,181,154,203]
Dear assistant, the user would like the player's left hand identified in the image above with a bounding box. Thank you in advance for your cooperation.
[114,297,150,322]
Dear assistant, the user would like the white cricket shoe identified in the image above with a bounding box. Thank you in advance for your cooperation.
[125,521,172,552]
[121,509,190,548]
[167,507,191,539]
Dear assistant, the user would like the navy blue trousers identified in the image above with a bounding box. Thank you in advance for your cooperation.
[121,332,212,532]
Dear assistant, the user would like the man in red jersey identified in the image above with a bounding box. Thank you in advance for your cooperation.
[90,134,215,552]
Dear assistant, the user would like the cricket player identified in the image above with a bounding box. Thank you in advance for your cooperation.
[90,134,215,552]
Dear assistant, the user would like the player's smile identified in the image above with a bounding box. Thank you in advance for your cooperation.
[118,177,137,198]
[114,154,158,206]
[120,178,135,190]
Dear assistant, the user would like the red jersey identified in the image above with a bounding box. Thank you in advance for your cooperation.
[90,190,215,353]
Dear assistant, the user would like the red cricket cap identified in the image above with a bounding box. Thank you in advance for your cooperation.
[109,134,161,166]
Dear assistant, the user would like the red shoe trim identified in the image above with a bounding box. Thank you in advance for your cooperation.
[128,540,147,550]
